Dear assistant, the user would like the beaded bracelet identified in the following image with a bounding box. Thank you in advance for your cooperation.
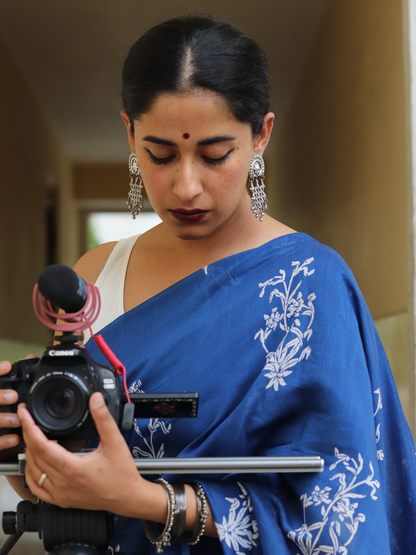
[156,482,187,542]
[143,478,178,553]
[181,482,210,545]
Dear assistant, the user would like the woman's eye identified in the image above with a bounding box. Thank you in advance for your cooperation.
[203,148,234,166]
[145,149,174,165]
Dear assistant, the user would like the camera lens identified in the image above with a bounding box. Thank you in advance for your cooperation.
[46,387,77,419]
[28,372,91,437]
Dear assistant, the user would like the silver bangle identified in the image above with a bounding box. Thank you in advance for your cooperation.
[156,482,187,542]
[170,482,187,541]
[181,482,210,545]
[143,478,178,553]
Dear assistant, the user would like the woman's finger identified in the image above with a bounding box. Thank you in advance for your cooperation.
[0,387,22,452]
[88,392,129,452]
[24,448,52,495]
[18,405,71,467]
[18,404,48,446]
[0,389,18,406]
[19,404,83,486]
[0,405,21,447]
[0,434,21,451]
[0,355,36,376]
[0,361,12,375]
[24,443,67,487]
[23,432,78,507]
[0,411,20,428]
[24,462,55,505]
[24,447,61,506]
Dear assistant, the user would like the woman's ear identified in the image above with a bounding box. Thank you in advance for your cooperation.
[254,112,275,155]
[121,111,136,152]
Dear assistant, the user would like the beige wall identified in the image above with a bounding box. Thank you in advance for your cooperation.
[0,34,75,344]
[271,0,407,320]
[268,1,410,423]
[73,163,127,200]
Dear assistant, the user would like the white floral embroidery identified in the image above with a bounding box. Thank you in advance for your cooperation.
[130,380,144,394]
[288,448,380,555]
[129,380,172,459]
[255,258,316,390]
[373,388,382,417]
[373,389,384,461]
[215,482,259,554]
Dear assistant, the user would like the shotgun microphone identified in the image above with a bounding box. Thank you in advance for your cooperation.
[38,264,87,313]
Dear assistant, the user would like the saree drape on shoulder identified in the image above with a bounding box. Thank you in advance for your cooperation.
[86,233,416,555]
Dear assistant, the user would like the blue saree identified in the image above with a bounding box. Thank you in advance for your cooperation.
[86,233,416,555]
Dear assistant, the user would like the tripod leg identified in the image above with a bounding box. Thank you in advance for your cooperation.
[0,531,23,555]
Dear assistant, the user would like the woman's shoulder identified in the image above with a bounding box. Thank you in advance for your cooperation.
[265,232,359,292]
[269,232,351,268]
[73,241,118,284]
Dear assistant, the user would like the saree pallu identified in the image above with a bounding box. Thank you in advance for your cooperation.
[86,233,416,554]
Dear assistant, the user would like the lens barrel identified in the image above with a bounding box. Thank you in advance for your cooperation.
[27,372,91,437]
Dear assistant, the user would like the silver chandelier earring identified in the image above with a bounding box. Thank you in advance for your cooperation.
[127,152,144,219]
[249,154,267,221]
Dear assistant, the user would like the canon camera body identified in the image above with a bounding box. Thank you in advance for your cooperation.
[0,333,124,441]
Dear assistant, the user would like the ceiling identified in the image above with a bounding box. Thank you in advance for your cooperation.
[0,0,328,163]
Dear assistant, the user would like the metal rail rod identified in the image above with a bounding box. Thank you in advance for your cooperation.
[0,456,324,476]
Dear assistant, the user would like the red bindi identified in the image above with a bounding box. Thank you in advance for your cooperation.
[183,133,190,139]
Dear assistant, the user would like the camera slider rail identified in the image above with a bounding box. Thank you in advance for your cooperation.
[0,453,324,476]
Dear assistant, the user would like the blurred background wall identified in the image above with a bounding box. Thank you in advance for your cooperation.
[269,0,411,419]
[0,32,77,347]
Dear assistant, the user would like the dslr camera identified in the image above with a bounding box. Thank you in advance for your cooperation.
[0,335,125,441]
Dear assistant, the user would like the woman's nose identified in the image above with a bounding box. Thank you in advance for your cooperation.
[172,160,203,202]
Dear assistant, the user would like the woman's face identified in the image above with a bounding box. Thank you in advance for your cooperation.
[122,90,273,241]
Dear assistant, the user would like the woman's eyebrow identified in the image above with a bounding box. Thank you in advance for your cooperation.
[142,135,236,146]
[142,135,176,146]
[197,135,236,146]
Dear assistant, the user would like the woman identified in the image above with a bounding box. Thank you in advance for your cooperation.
[1,13,416,554]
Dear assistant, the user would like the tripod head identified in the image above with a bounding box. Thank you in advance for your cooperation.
[1,499,118,555]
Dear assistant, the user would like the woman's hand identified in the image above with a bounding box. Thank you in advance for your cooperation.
[0,361,21,451]
[18,392,167,520]
[0,358,39,454]
[0,357,39,501]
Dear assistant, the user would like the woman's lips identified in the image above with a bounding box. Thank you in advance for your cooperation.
[169,209,208,223]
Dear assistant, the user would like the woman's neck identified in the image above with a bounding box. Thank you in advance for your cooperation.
[153,201,293,269]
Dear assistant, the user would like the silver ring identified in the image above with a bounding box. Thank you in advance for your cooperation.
[38,472,48,487]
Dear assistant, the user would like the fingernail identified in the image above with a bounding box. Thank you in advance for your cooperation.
[0,362,10,372]
[7,436,19,446]
[3,392,17,403]
[9,415,20,426]
[93,394,104,408]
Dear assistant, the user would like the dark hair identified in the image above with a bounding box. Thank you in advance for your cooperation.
[122,14,270,136]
